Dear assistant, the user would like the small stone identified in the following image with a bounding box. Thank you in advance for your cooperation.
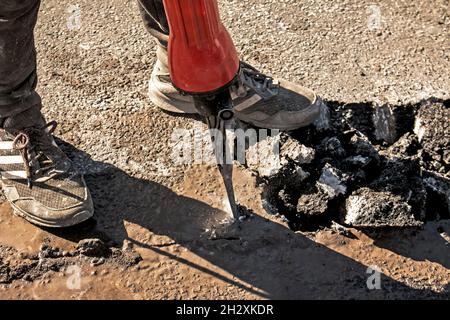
[61,251,70,257]
[39,244,50,252]
[39,244,63,259]
[17,251,29,260]
[76,239,109,257]
[90,257,105,267]
[317,164,348,197]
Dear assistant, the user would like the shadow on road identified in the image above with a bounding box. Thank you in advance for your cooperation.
[45,140,449,299]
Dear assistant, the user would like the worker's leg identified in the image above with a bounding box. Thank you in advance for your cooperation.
[137,0,196,113]
[137,0,169,46]
[0,0,42,120]
[0,0,94,228]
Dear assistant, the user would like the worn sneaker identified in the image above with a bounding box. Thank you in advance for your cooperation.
[149,46,325,130]
[0,109,93,227]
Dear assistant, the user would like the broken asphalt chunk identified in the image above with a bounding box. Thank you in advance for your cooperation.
[280,136,315,165]
[344,188,423,228]
[414,101,449,175]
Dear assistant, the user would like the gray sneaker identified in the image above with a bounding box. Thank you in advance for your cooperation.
[0,119,93,227]
[149,47,324,130]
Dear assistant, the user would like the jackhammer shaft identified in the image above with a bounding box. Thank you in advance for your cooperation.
[206,115,240,222]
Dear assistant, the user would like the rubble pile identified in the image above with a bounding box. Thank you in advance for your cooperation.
[248,99,449,231]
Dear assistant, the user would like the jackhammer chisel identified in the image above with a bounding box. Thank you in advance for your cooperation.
[163,0,242,221]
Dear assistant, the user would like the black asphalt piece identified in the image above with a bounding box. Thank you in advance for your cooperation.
[344,188,423,228]
[414,102,450,174]
[256,99,449,231]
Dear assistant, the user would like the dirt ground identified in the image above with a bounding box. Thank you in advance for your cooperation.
[0,0,449,299]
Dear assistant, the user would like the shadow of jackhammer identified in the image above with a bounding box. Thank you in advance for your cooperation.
[45,140,449,300]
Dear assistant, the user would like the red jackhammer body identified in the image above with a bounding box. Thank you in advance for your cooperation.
[163,0,242,221]
[163,0,240,95]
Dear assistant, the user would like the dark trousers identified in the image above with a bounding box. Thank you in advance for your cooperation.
[0,0,169,118]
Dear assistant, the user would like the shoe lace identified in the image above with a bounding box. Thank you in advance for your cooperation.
[12,121,58,188]
[239,62,279,99]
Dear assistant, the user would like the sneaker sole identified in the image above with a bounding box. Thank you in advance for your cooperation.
[3,176,95,228]
[153,94,322,130]
[11,205,93,228]
[149,80,197,114]
[235,102,321,131]
[151,80,323,131]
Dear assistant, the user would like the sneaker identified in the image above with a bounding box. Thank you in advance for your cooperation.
[0,108,93,227]
[149,46,325,131]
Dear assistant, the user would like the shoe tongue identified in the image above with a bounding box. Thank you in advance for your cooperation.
[2,107,69,176]
[2,105,46,130]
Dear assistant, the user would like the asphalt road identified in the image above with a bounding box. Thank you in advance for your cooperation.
[0,0,448,300]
